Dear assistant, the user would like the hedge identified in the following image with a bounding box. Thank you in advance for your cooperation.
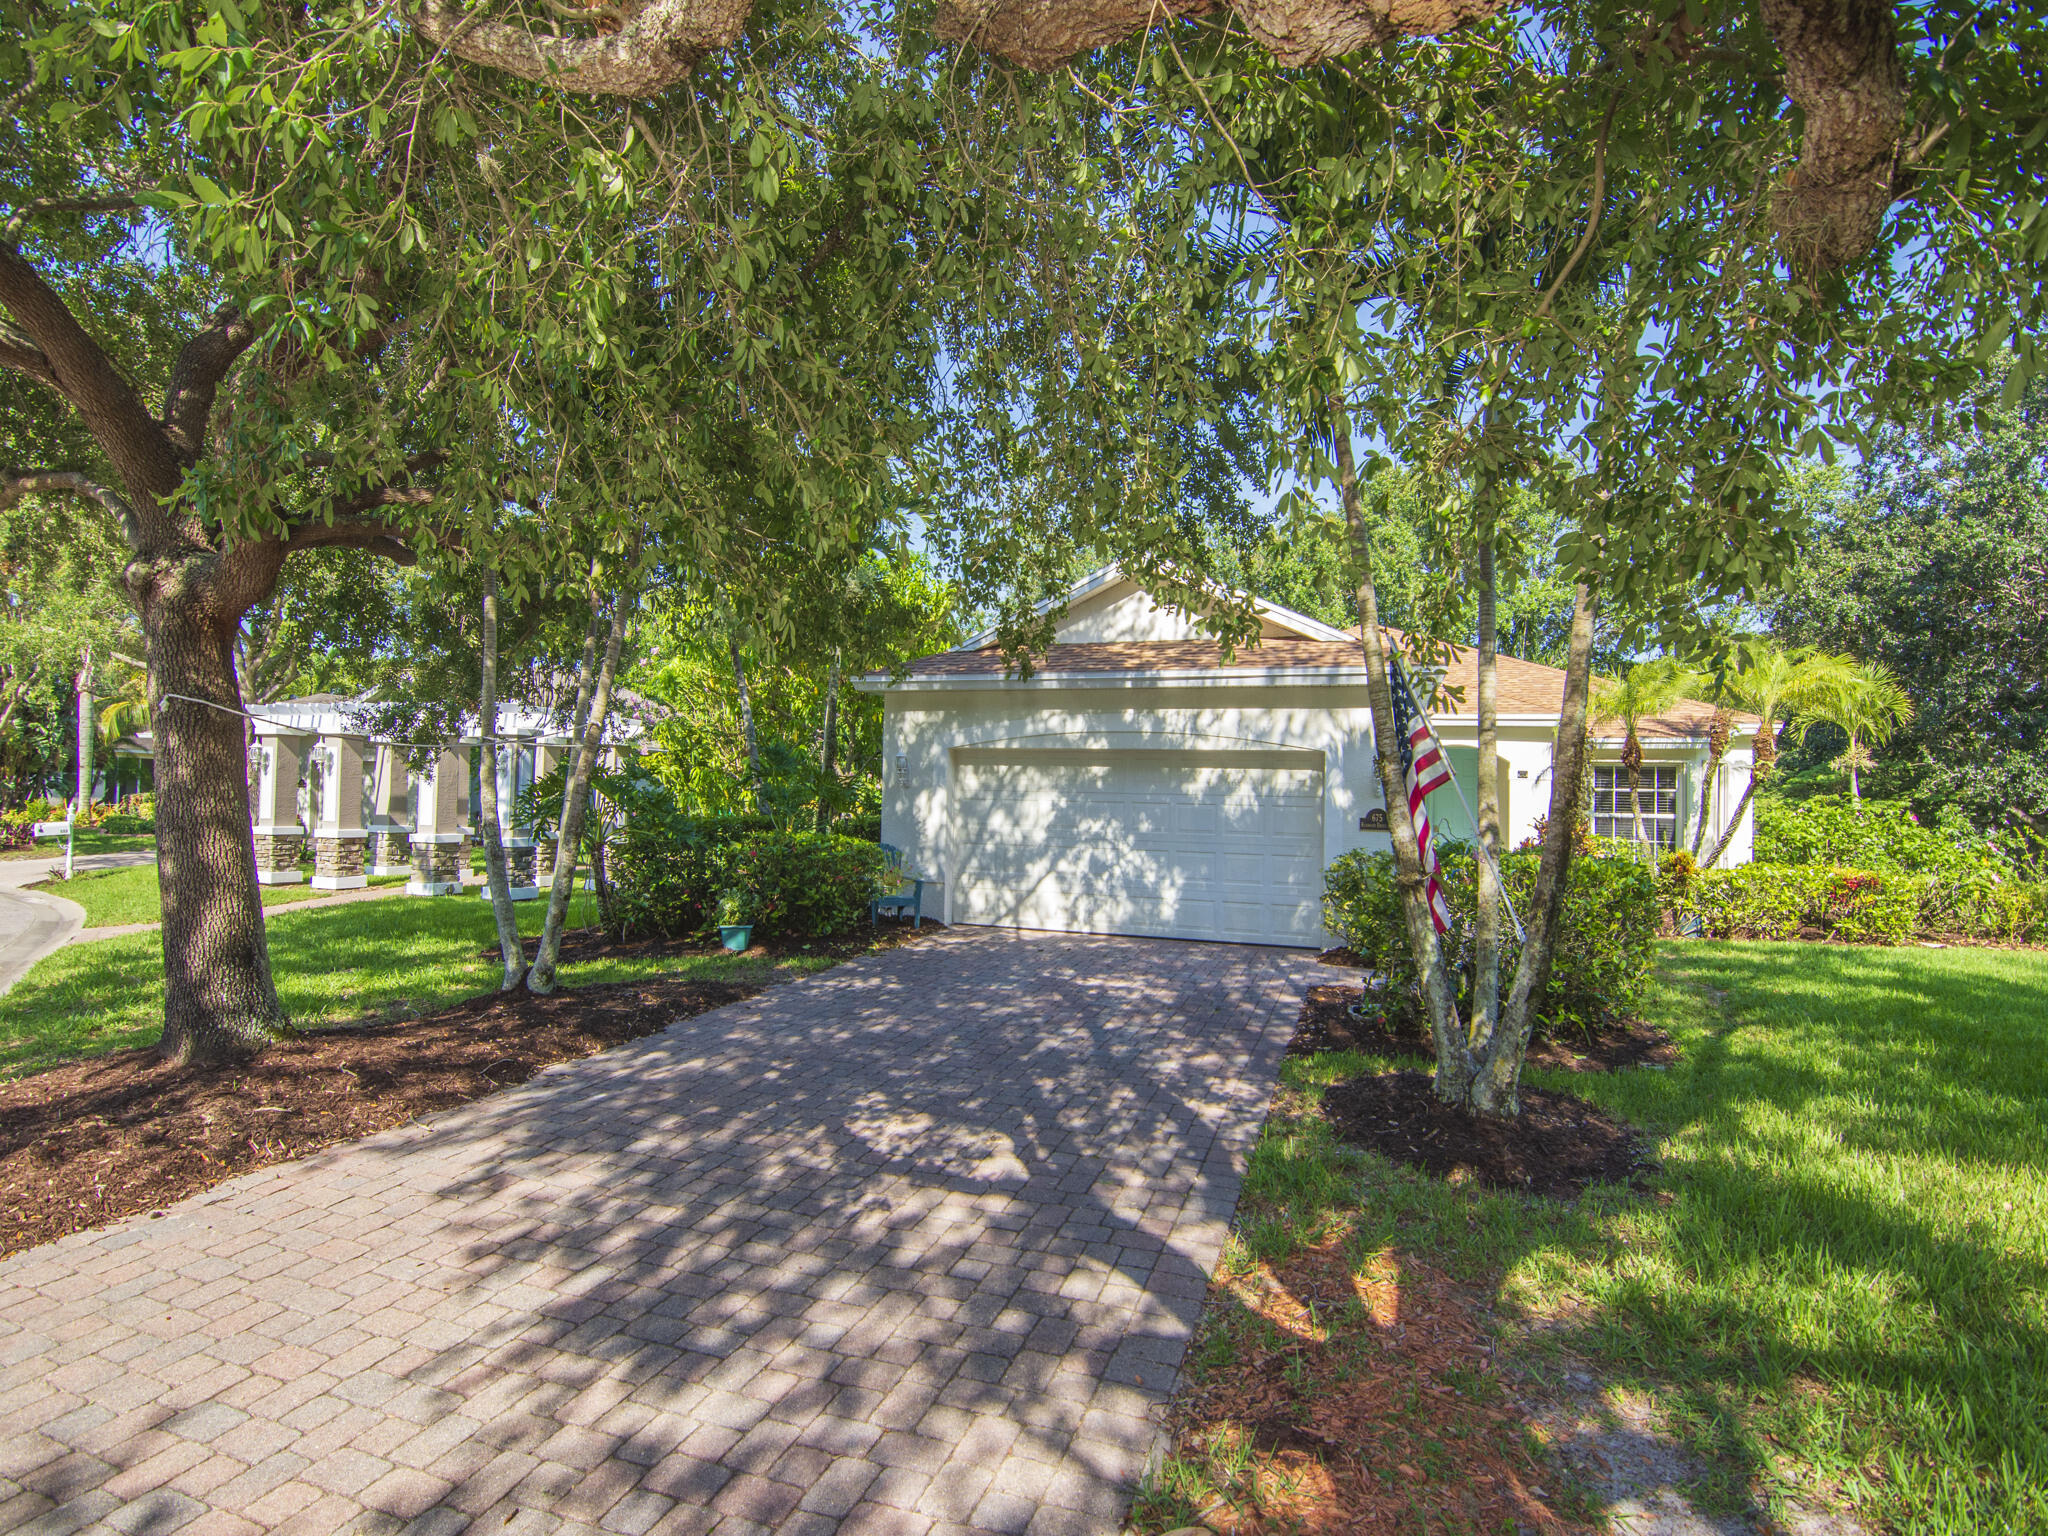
[1323,848,1659,1035]
[607,818,892,941]
[1670,862,2048,945]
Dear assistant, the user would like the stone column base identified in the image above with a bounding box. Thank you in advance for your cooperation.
[535,839,557,886]
[408,834,468,896]
[367,827,410,877]
[312,832,367,891]
[253,830,303,885]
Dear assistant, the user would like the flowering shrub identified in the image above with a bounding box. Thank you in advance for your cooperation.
[1323,848,1659,1034]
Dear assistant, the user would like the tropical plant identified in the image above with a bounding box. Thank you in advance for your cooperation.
[1591,658,1694,857]
[1701,643,1856,868]
[1794,660,1917,805]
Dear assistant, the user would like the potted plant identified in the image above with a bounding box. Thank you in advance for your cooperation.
[716,889,753,952]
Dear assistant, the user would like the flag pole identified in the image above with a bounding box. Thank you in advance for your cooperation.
[1396,663,1527,944]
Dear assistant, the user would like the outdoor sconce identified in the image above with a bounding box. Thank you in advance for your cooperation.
[895,752,909,786]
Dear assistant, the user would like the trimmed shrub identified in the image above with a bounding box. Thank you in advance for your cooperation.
[1676,862,2048,945]
[608,820,891,941]
[727,832,893,939]
[1755,795,2015,879]
[1323,848,1659,1034]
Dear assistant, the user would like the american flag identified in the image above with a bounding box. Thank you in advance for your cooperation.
[1389,659,1454,935]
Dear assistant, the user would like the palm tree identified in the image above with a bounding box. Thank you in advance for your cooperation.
[1690,703,1735,857]
[1795,660,1914,804]
[1592,658,1693,857]
[1701,641,1855,867]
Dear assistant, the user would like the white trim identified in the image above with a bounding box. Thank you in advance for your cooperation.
[312,828,368,840]
[311,874,368,891]
[367,863,409,877]
[252,823,305,838]
[952,563,1357,656]
[255,870,304,886]
[407,879,462,896]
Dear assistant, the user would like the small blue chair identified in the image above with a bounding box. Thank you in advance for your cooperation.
[869,842,926,929]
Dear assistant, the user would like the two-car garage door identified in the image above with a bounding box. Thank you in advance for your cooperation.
[949,748,1325,946]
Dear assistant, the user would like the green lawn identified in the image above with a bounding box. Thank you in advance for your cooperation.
[1,831,157,861]
[1172,942,2048,1536]
[0,892,826,1079]
[34,863,410,927]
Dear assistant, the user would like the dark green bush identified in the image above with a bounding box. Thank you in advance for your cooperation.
[1674,862,2046,944]
[1323,848,1659,1034]
[608,819,890,941]
[727,832,893,939]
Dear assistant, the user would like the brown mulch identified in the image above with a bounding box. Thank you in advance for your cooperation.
[494,920,944,969]
[1321,1070,1654,1202]
[0,970,763,1259]
[1160,1238,1585,1535]
[1291,984,1681,1074]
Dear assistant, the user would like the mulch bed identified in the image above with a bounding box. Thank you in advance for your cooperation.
[1162,1238,1580,1535]
[494,920,943,969]
[1291,984,1680,1074]
[0,970,762,1259]
[1321,1069,1654,1202]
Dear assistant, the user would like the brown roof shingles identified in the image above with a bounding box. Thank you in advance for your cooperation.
[893,632,1758,741]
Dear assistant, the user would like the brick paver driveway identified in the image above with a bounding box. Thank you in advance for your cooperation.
[0,929,1320,1536]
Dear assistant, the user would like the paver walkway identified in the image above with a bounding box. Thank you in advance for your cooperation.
[0,929,1320,1536]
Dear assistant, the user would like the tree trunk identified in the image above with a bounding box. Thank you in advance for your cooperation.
[477,570,525,992]
[1331,415,1468,1099]
[813,652,840,834]
[144,566,291,1066]
[729,636,767,819]
[1704,741,1772,869]
[530,592,629,995]
[1627,749,1645,857]
[1472,580,1599,1117]
[1691,749,1722,856]
[75,646,94,815]
[1472,542,1502,1054]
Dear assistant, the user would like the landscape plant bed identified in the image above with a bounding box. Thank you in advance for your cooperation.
[0,969,761,1258]
[1141,1237,1578,1535]
[1291,983,1680,1073]
[1321,1069,1654,1201]
[494,918,947,968]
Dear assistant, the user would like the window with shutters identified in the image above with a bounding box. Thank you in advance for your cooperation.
[1592,764,1680,849]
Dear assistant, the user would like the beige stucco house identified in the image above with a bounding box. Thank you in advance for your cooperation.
[858,566,1759,947]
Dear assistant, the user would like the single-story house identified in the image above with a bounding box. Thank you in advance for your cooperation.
[857,566,1761,947]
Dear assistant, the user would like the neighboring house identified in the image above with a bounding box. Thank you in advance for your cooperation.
[858,566,1760,947]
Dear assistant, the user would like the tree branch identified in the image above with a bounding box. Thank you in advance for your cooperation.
[409,0,750,96]
[161,306,259,463]
[1,195,143,243]
[1760,0,1912,273]
[0,468,143,541]
[0,329,61,392]
[0,243,185,543]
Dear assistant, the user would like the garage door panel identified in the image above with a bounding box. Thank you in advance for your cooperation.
[951,749,1325,945]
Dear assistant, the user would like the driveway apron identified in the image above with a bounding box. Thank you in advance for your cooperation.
[0,929,1320,1536]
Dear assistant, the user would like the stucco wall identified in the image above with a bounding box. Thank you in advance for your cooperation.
[877,684,1754,927]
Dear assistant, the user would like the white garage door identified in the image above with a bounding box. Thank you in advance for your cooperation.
[949,748,1325,945]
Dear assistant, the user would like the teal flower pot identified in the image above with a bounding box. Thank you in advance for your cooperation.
[718,924,753,952]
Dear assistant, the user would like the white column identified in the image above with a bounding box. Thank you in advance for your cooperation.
[406,746,469,896]
[310,733,369,890]
[249,727,309,885]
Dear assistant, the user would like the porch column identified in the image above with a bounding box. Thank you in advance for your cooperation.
[406,745,469,896]
[503,732,539,899]
[532,734,570,886]
[473,732,540,901]
[249,726,309,885]
[366,742,411,876]
[310,733,369,891]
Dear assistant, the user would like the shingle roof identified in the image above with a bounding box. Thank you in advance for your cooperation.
[889,631,1758,741]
